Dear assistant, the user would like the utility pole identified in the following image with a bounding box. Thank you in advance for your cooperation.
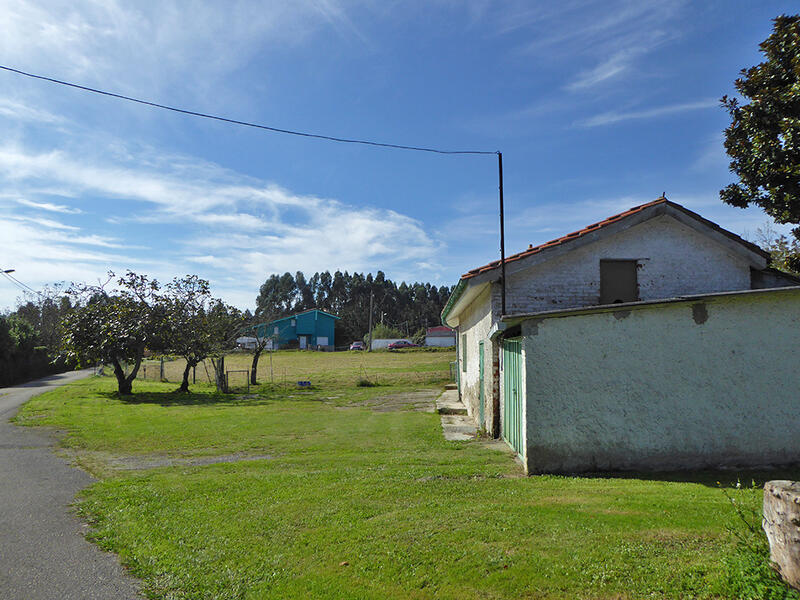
[498,151,506,316]
[367,289,374,352]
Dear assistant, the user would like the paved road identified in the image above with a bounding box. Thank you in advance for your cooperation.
[0,371,142,599]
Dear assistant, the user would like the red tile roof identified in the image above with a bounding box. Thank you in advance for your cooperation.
[460,197,767,280]
[426,325,454,335]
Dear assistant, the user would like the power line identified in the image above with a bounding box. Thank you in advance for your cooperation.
[0,64,498,156]
[1,269,41,297]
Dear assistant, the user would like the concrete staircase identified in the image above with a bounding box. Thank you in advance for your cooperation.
[436,385,476,441]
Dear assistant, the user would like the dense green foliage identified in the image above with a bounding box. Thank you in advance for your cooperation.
[1,288,74,386]
[363,322,404,343]
[255,270,452,343]
[16,351,800,599]
[721,15,800,238]
[0,314,61,386]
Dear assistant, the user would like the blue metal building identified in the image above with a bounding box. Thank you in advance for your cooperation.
[255,309,339,350]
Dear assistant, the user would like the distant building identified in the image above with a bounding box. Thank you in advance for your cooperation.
[255,309,339,350]
[235,336,259,350]
[425,325,455,347]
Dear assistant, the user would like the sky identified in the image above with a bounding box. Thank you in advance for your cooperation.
[0,0,797,310]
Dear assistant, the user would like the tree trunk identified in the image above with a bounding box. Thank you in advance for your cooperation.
[111,349,143,396]
[250,348,262,385]
[111,358,133,395]
[210,356,226,392]
[177,361,193,393]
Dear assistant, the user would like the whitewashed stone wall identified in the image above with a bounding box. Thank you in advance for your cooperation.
[518,287,800,473]
[505,215,754,314]
[456,285,500,430]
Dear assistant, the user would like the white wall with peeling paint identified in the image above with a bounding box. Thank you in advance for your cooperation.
[518,287,800,473]
[456,284,498,429]
[506,215,756,315]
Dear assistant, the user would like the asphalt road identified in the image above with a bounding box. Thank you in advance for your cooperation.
[0,370,142,599]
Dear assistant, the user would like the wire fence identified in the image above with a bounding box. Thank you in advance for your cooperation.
[98,349,453,393]
[137,358,217,384]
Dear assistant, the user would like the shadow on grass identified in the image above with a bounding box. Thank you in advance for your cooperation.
[100,383,337,407]
[569,466,800,489]
[102,389,273,407]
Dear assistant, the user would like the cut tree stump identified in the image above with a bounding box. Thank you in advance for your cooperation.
[763,480,800,590]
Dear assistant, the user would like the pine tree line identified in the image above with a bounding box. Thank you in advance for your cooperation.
[254,271,453,344]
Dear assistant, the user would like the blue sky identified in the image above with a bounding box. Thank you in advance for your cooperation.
[0,0,796,310]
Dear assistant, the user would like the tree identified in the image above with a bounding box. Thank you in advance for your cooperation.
[205,300,243,392]
[720,15,800,237]
[14,284,72,354]
[243,311,279,385]
[62,271,164,395]
[158,275,216,393]
[365,323,403,344]
[754,222,800,274]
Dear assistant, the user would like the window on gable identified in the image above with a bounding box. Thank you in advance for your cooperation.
[461,333,467,371]
[600,260,639,304]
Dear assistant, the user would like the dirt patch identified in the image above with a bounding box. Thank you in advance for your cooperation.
[109,453,274,470]
[60,449,274,473]
[334,389,439,413]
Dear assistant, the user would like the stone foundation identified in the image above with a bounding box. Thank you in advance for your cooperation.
[763,480,800,590]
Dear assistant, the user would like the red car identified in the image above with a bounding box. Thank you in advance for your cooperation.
[388,339,418,349]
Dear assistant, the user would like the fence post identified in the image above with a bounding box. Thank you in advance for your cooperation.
[160,357,165,381]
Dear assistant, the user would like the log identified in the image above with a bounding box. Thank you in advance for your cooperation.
[763,480,800,590]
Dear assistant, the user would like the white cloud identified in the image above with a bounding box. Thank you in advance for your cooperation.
[0,97,65,124]
[0,0,370,104]
[15,198,82,213]
[566,50,638,91]
[576,99,718,128]
[0,139,442,310]
[692,133,729,173]
[10,215,79,230]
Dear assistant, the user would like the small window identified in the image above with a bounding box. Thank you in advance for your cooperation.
[461,333,467,372]
[274,326,279,335]
[600,260,638,304]
[291,319,296,326]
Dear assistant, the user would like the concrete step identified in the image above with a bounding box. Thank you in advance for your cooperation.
[436,389,468,415]
[444,383,458,390]
[441,414,477,441]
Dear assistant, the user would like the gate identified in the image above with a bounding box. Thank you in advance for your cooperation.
[502,338,523,457]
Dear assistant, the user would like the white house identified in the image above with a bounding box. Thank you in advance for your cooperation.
[425,326,456,347]
[442,197,799,470]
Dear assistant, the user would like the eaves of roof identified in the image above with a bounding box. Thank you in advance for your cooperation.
[459,197,768,281]
[500,285,800,326]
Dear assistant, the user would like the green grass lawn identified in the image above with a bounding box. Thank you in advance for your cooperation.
[15,350,800,599]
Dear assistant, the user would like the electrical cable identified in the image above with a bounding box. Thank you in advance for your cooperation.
[1,269,42,296]
[0,64,498,156]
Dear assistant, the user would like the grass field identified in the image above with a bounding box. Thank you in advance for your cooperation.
[15,350,800,600]
[135,348,454,390]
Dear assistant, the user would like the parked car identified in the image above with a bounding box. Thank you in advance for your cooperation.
[388,339,418,349]
[349,341,366,351]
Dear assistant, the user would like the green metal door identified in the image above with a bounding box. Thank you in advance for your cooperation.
[478,341,485,427]
[502,338,523,457]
